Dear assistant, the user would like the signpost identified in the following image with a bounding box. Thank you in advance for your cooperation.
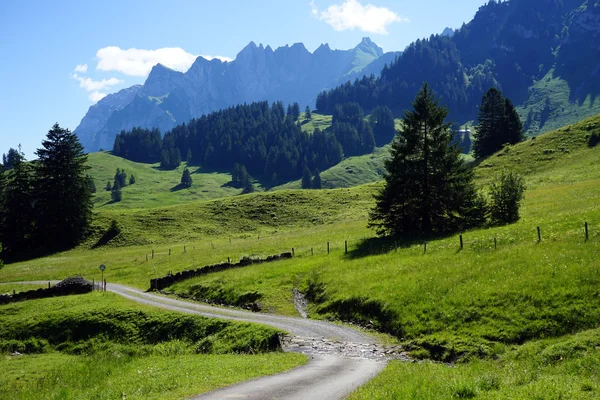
[99,264,106,292]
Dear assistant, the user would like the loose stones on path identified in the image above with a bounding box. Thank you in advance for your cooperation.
[280,334,411,361]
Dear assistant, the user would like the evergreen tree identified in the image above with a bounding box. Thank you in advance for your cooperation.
[111,181,122,202]
[186,149,193,163]
[2,148,20,170]
[242,180,255,194]
[129,174,136,185]
[369,105,396,147]
[105,181,112,191]
[369,83,485,236]
[474,88,522,159]
[301,166,312,189]
[474,88,505,159]
[181,168,193,187]
[312,169,322,189]
[488,170,525,225]
[0,149,35,256]
[114,168,127,187]
[502,98,524,145]
[231,163,242,186]
[34,123,93,249]
[305,106,312,120]
[238,165,250,187]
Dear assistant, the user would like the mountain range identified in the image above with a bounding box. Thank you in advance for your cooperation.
[76,38,399,152]
[317,0,600,135]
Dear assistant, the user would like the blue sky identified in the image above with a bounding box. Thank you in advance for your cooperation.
[0,0,487,159]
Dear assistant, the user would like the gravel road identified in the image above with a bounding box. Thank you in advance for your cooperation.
[4,281,397,399]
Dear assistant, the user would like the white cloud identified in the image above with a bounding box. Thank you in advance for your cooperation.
[74,63,88,73]
[89,91,107,102]
[72,73,124,92]
[95,46,232,77]
[311,0,407,35]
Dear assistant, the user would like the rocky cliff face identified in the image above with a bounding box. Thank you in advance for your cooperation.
[76,38,386,152]
[75,85,141,151]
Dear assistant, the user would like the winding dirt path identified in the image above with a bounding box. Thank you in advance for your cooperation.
[3,282,395,399]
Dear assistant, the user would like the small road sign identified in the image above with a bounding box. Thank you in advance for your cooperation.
[99,264,106,271]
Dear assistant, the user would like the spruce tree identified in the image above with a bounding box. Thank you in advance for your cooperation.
[111,181,122,202]
[0,150,35,256]
[242,180,255,194]
[35,124,92,249]
[301,166,312,189]
[305,106,312,120]
[181,168,193,187]
[312,169,322,189]
[474,88,523,159]
[369,83,485,236]
[369,105,396,147]
[474,88,505,159]
[502,98,524,145]
[129,174,136,185]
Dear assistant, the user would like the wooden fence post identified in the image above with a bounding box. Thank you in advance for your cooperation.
[228,257,230,263]
[345,240,348,254]
[494,237,497,249]
[327,242,330,254]
[424,241,427,254]
[146,254,148,261]
[459,235,463,250]
[292,248,295,256]
[152,250,154,259]
[184,246,186,253]
[169,249,171,256]
[311,247,314,256]
[537,227,541,242]
[585,222,589,241]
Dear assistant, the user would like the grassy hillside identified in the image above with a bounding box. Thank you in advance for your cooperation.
[299,113,332,134]
[0,293,305,399]
[275,147,388,190]
[519,68,600,137]
[2,113,600,398]
[87,152,249,209]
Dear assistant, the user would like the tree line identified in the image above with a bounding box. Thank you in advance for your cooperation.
[112,100,396,187]
[0,124,93,261]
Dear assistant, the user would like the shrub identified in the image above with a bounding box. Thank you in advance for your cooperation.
[488,170,526,226]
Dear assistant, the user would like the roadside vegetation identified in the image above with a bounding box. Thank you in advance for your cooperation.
[0,293,306,399]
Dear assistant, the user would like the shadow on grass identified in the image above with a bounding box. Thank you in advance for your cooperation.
[346,235,427,259]
[170,184,189,192]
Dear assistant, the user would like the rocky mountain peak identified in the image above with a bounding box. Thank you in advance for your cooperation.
[354,37,384,57]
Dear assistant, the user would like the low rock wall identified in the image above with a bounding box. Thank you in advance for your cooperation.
[150,252,293,291]
[0,277,93,305]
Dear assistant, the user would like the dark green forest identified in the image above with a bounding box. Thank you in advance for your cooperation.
[316,0,599,127]
[112,101,394,185]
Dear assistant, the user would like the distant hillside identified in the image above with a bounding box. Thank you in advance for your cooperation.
[317,0,600,136]
[87,152,247,209]
[75,38,388,152]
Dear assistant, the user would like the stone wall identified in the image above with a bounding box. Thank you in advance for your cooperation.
[150,252,293,291]
[0,277,93,305]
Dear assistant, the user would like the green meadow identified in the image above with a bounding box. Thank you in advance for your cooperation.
[2,113,600,398]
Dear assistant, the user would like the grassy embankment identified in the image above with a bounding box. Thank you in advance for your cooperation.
[0,293,306,400]
[1,114,600,398]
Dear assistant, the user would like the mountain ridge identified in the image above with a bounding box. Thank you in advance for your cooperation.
[76,38,388,151]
